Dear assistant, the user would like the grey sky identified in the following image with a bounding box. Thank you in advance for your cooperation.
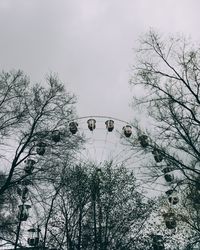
[0,0,199,200]
[0,0,200,121]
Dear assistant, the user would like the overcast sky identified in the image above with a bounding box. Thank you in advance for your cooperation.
[0,0,200,198]
[0,0,200,122]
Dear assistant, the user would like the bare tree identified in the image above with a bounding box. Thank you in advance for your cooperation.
[129,30,200,245]
[0,71,79,196]
[129,30,200,182]
[0,70,85,249]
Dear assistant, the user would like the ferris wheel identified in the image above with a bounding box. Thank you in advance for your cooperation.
[11,115,185,249]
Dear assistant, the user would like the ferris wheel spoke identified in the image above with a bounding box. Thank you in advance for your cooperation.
[100,131,108,164]
[112,150,142,170]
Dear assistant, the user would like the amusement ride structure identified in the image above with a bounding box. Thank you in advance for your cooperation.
[5,115,188,250]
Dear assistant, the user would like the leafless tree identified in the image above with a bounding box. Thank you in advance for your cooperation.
[130,30,200,183]
[0,70,80,195]
[0,70,84,248]
[129,30,200,245]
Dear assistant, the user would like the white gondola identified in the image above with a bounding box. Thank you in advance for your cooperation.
[105,120,114,132]
[164,173,174,183]
[163,212,176,229]
[17,204,31,221]
[123,125,132,137]
[168,195,179,205]
[24,159,36,174]
[51,130,61,142]
[69,121,78,134]
[138,134,149,148]
[167,190,179,205]
[27,227,40,246]
[87,119,96,131]
[21,186,29,202]
[36,142,46,156]
[152,148,163,163]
